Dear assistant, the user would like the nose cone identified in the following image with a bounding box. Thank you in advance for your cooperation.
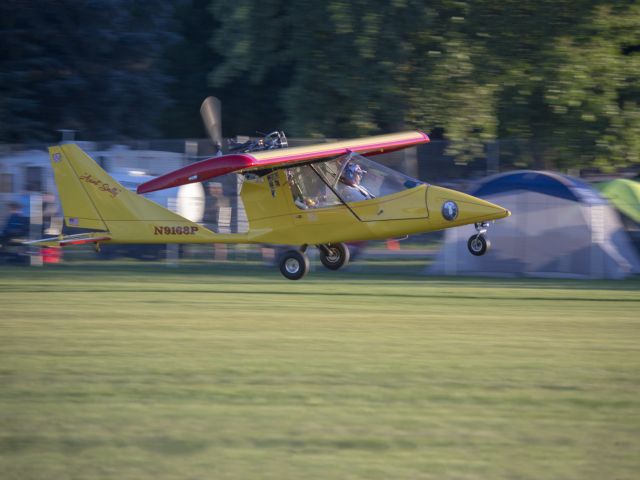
[427,185,510,226]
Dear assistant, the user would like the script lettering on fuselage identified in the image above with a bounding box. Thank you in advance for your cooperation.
[79,173,121,198]
[153,226,199,235]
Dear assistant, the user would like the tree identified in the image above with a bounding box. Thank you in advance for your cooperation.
[209,0,640,170]
[159,0,220,138]
[468,1,640,169]
[0,0,176,143]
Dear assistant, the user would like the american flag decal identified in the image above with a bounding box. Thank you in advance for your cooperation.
[68,217,79,226]
[53,153,62,163]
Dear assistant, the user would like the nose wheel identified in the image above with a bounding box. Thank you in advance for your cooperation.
[467,222,491,256]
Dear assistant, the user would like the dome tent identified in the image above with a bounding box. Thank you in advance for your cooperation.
[596,178,640,253]
[428,171,640,279]
[595,178,640,223]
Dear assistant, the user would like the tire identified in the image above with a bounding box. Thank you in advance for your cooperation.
[278,250,310,280]
[467,234,491,256]
[318,243,350,270]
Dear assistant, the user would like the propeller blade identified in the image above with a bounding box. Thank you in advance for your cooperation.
[200,96,223,149]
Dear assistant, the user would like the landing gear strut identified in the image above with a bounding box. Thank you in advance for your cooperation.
[467,222,491,256]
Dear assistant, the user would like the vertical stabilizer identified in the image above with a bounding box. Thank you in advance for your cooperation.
[50,145,109,230]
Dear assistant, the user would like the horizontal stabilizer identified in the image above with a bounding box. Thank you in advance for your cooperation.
[24,233,112,248]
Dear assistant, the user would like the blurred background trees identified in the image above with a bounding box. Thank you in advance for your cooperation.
[0,0,175,142]
[0,0,638,171]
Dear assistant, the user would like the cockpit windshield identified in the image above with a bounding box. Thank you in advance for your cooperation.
[286,152,423,209]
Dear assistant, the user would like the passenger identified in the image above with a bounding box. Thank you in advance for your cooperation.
[287,169,317,209]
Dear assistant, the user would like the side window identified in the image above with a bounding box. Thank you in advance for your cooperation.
[25,166,43,192]
[0,173,14,193]
[286,166,341,210]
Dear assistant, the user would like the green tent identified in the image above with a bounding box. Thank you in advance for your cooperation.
[596,179,640,223]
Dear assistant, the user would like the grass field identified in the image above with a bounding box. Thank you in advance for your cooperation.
[1,261,639,479]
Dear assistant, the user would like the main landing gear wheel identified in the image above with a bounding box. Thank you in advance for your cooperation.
[467,234,491,256]
[279,250,310,280]
[318,243,350,270]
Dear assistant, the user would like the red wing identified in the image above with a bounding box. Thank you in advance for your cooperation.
[137,131,429,194]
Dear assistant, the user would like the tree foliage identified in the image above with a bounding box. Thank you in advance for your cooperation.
[210,0,640,169]
[0,1,638,170]
[0,0,175,142]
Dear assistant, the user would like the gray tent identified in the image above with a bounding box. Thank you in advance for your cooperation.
[428,171,640,279]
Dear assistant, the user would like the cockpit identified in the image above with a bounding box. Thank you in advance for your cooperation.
[286,152,423,209]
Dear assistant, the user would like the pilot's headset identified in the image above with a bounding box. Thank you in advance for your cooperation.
[341,163,366,186]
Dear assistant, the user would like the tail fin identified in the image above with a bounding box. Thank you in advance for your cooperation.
[49,144,216,243]
[50,145,110,231]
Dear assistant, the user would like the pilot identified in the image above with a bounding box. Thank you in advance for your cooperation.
[338,163,373,202]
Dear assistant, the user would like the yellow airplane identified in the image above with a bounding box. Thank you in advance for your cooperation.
[30,129,510,280]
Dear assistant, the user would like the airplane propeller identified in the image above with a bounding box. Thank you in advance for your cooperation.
[200,96,223,153]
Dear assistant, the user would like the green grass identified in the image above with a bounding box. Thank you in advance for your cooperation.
[1,262,639,480]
